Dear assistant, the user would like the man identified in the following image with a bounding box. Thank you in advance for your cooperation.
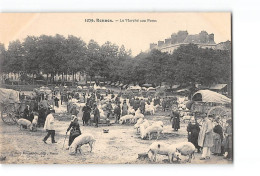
[162,98,166,111]
[198,115,214,160]
[93,104,100,127]
[43,109,57,144]
[54,96,59,108]
[82,103,91,126]
[140,99,146,114]
[133,98,140,111]
[106,100,113,118]
[114,102,121,123]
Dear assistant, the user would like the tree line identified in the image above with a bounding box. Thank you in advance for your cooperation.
[0,34,231,87]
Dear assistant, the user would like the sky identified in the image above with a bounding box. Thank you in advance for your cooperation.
[0,13,231,56]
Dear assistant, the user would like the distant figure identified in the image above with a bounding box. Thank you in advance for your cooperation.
[106,100,113,118]
[93,104,100,127]
[162,98,166,111]
[54,96,59,108]
[43,109,57,144]
[23,105,30,120]
[38,105,46,127]
[82,92,86,103]
[133,98,140,111]
[140,99,146,114]
[111,93,115,99]
[122,100,128,116]
[114,103,121,123]
[171,106,180,131]
[82,104,91,126]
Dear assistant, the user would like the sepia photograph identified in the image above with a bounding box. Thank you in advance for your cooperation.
[0,12,232,164]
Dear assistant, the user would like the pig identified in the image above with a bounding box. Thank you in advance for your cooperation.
[69,134,96,155]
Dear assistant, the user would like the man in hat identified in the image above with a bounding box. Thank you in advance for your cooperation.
[133,98,140,111]
[82,103,91,126]
[198,114,214,160]
[93,104,100,127]
[43,109,57,144]
[114,102,121,124]
[140,99,146,114]
[54,96,59,108]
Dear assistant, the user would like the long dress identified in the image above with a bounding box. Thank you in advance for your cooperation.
[171,111,180,131]
[122,104,128,116]
[82,105,91,124]
[187,122,200,150]
[211,125,223,154]
[67,122,81,146]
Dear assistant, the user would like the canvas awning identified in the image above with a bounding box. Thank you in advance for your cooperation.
[192,90,231,104]
[0,88,20,104]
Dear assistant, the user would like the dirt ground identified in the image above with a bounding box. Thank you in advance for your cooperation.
[0,109,232,164]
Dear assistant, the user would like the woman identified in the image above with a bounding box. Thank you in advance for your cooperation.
[211,118,224,156]
[66,116,81,149]
[187,116,201,153]
[82,103,91,126]
[122,100,128,116]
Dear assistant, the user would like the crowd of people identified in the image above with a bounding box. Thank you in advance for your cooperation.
[17,85,232,162]
[186,115,233,161]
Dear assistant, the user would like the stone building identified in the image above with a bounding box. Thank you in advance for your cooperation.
[149,31,229,54]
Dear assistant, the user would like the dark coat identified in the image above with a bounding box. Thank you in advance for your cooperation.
[82,105,91,121]
[171,111,180,130]
[67,121,81,146]
[133,100,140,111]
[224,125,232,149]
[187,122,200,149]
[54,97,59,107]
[93,108,100,123]
[114,105,121,115]
[140,100,146,111]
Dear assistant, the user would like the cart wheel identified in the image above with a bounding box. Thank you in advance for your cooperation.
[207,106,227,127]
[1,104,17,125]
